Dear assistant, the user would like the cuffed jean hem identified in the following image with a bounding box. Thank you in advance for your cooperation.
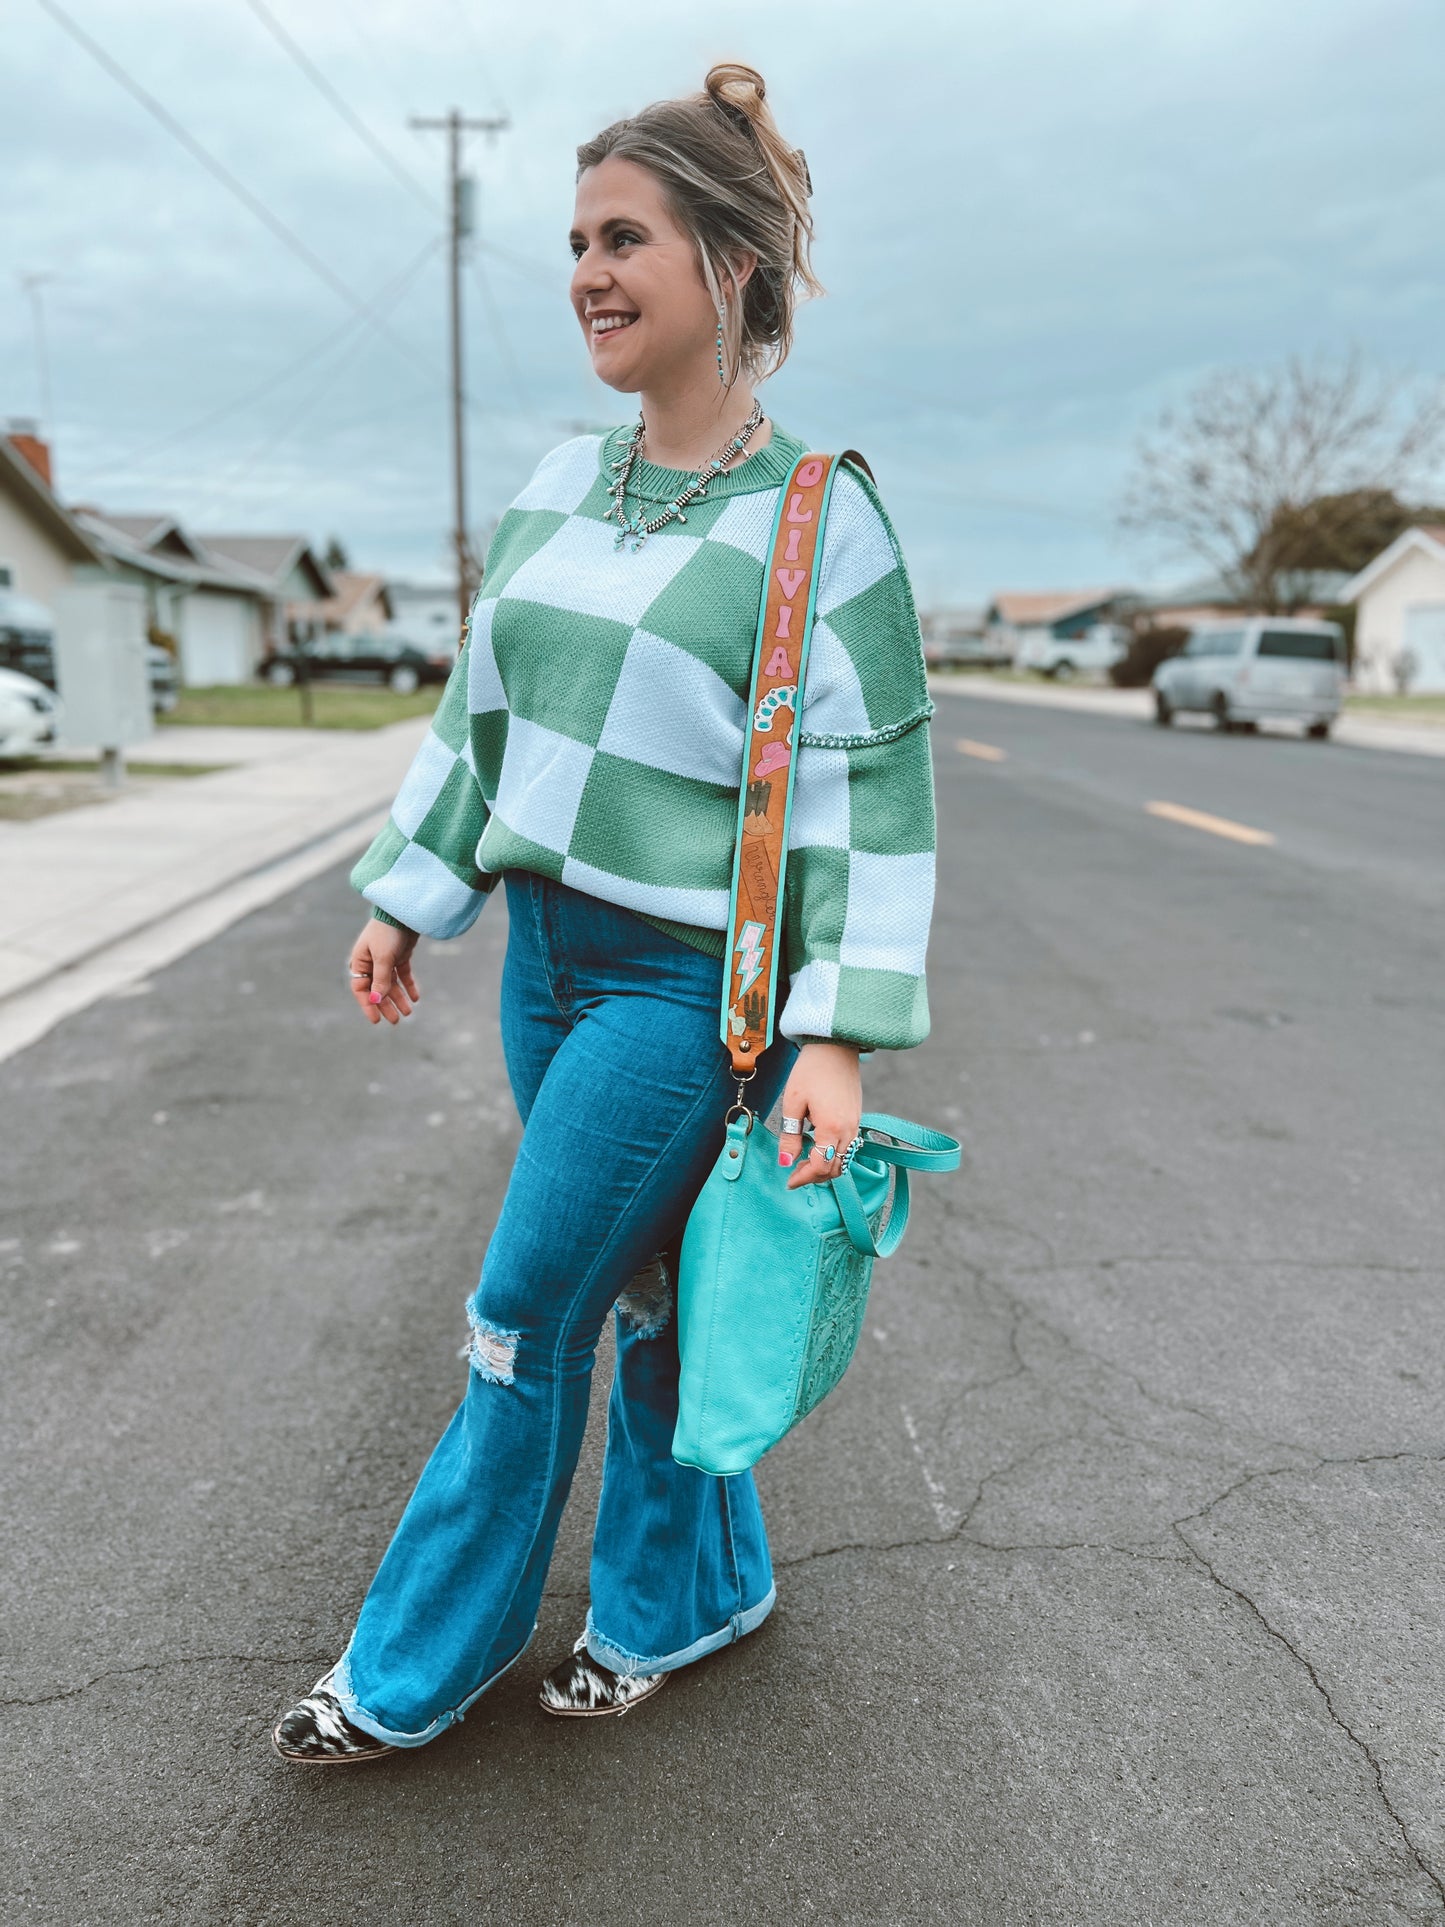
[329,1625,536,1749]
[584,1583,777,1679]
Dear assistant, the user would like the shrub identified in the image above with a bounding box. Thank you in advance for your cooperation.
[1110,624,1190,687]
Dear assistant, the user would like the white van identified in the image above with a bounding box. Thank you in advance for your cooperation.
[1152,618,1345,736]
[1016,621,1128,680]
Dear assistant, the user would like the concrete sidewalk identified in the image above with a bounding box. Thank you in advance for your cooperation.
[930,674,1445,757]
[3,717,428,999]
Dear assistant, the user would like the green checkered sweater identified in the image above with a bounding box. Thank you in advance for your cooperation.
[352,421,936,1051]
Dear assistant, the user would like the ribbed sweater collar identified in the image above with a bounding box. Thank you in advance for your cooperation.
[597,418,808,504]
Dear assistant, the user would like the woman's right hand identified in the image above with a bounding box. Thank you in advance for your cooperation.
[349,918,421,1026]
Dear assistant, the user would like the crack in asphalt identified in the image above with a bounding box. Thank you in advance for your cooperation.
[0,1650,336,1711]
[1008,1254,1441,1278]
[771,1462,1445,1907]
[986,1275,1307,1453]
[1172,1522,1445,1912]
[774,1399,1445,1912]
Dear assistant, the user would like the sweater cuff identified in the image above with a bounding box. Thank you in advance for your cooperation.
[792,1033,872,1056]
[370,907,412,932]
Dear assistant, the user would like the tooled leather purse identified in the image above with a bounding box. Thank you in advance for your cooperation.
[672,451,960,1477]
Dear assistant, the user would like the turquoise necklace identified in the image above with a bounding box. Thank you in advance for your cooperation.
[604,401,765,552]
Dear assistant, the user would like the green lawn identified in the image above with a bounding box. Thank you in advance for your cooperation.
[1342,693,1445,722]
[1,756,232,777]
[159,683,443,730]
[0,755,233,821]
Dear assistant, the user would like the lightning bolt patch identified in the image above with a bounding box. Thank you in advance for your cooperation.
[734,919,766,995]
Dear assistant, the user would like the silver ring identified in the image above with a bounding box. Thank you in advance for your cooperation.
[780,1115,803,1135]
[349,970,371,980]
[814,1142,837,1163]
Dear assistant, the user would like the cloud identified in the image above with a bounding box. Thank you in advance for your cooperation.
[4,0,1443,598]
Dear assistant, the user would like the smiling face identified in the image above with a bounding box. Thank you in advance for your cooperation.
[570,155,745,397]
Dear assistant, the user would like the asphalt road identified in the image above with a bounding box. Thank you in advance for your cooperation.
[4,700,1444,1925]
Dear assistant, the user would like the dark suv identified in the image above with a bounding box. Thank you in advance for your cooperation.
[261,632,455,695]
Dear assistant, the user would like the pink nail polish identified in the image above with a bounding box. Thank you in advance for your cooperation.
[369,991,381,1005]
[778,1151,794,1167]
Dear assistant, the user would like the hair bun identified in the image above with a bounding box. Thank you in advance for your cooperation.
[705,61,767,113]
[704,61,767,142]
[703,62,812,203]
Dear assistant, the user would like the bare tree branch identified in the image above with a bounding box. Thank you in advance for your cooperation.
[1120,353,1445,609]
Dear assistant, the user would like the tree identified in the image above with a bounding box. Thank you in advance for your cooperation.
[1249,487,1445,579]
[322,535,350,574]
[1121,353,1445,611]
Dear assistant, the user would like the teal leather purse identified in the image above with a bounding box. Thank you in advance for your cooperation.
[671,451,960,1477]
[673,1110,960,1475]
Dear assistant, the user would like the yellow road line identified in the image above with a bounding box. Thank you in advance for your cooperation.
[956,738,1007,762]
[1146,800,1275,846]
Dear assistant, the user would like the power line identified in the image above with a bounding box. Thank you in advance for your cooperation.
[468,254,532,414]
[18,272,57,432]
[195,236,442,508]
[86,234,444,487]
[480,237,561,292]
[441,0,510,121]
[33,0,437,384]
[237,0,440,216]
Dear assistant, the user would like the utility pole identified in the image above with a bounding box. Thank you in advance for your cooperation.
[410,109,509,638]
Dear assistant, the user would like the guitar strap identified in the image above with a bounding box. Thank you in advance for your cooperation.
[722,449,873,1079]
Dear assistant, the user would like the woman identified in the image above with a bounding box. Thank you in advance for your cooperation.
[272,61,936,1764]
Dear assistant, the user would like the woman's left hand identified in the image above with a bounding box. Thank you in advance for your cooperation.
[777,1040,862,1189]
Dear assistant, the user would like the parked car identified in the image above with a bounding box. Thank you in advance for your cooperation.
[148,644,180,714]
[1152,618,1345,736]
[923,634,1012,669]
[0,588,59,687]
[260,632,455,694]
[0,665,60,756]
[1,595,177,719]
[1016,622,1128,679]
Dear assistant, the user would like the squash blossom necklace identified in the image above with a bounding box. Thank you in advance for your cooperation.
[604,400,765,552]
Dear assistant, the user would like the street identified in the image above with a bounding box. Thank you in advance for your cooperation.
[4,697,1444,1925]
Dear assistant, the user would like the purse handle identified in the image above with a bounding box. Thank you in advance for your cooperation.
[829,1114,962,1259]
[720,449,873,1086]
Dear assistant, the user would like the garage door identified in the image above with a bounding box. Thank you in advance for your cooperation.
[1402,603,1445,694]
[181,593,256,685]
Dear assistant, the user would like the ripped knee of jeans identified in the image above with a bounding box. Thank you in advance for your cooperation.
[616,1255,673,1341]
[459,1305,520,1385]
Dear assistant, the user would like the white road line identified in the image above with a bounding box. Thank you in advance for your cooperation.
[900,1404,961,1532]
[1146,800,1276,846]
[956,738,1007,762]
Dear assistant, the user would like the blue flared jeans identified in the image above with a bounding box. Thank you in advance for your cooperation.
[332,872,795,1746]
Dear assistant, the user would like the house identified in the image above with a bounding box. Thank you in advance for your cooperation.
[0,426,109,609]
[193,535,334,657]
[1136,570,1351,635]
[388,578,463,649]
[1340,527,1445,693]
[286,570,394,640]
[982,589,1133,661]
[75,511,276,686]
[2,422,337,688]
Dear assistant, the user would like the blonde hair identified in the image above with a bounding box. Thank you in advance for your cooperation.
[576,62,823,385]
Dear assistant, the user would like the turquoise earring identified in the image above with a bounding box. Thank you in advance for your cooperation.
[717,301,727,386]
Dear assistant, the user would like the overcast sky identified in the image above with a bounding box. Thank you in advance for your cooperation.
[5,0,1444,605]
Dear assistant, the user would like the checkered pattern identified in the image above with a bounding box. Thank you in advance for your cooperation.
[351,424,936,1050]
